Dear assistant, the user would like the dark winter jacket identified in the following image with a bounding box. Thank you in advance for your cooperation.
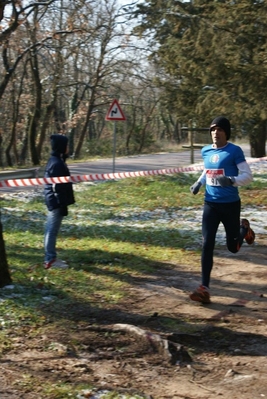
[44,134,75,211]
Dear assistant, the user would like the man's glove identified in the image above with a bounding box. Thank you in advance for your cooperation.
[217,176,235,187]
[60,206,68,216]
[190,181,202,195]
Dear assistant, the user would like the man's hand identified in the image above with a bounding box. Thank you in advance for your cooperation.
[217,176,235,187]
[190,181,202,195]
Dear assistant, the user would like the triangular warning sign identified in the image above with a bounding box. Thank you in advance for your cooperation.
[105,99,126,121]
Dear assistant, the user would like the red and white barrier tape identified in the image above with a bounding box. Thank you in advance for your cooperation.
[0,157,266,188]
[0,165,205,188]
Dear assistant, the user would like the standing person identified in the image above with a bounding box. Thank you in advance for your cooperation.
[189,116,255,304]
[44,134,75,269]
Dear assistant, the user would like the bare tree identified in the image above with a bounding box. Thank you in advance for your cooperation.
[0,0,59,287]
[0,0,159,287]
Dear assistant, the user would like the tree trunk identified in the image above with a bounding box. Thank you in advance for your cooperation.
[28,53,42,165]
[19,115,31,164]
[74,99,95,158]
[0,133,3,167]
[28,15,42,166]
[5,83,21,166]
[250,121,267,158]
[5,124,15,167]
[36,101,57,161]
[29,112,41,165]
[0,214,12,288]
[0,2,5,21]
[68,90,79,157]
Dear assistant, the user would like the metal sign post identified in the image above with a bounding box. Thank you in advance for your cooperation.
[112,122,117,173]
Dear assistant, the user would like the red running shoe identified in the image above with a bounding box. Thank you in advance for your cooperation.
[189,285,211,304]
[241,218,255,245]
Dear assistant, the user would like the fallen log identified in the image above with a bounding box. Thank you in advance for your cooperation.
[112,323,192,365]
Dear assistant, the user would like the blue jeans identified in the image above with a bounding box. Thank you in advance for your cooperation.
[44,208,64,262]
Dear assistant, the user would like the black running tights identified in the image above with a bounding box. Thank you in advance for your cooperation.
[201,200,246,288]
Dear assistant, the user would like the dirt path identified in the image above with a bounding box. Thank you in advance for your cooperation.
[124,237,267,398]
[1,238,267,399]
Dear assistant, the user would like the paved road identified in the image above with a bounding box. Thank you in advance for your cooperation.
[68,143,251,175]
[69,150,203,176]
[0,144,252,194]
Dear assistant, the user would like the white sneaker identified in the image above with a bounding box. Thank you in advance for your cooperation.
[44,259,69,269]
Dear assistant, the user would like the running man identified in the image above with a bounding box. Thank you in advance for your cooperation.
[189,116,255,304]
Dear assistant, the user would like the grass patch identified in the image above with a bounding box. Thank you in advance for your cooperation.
[0,172,266,397]
[1,173,265,307]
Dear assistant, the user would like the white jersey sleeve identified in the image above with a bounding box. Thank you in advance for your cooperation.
[234,161,253,186]
[197,169,207,186]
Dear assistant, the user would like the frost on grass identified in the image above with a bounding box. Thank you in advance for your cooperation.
[0,175,266,247]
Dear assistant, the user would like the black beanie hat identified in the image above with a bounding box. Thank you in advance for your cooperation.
[209,116,231,140]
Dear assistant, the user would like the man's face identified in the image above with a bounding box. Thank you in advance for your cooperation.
[210,126,227,148]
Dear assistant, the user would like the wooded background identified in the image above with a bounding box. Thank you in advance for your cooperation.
[0,0,266,171]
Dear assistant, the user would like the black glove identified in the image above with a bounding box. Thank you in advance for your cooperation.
[190,181,202,195]
[60,206,68,216]
[217,176,235,187]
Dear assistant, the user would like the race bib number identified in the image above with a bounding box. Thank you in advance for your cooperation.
[206,169,224,186]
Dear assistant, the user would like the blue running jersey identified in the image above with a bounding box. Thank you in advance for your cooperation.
[202,142,246,203]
